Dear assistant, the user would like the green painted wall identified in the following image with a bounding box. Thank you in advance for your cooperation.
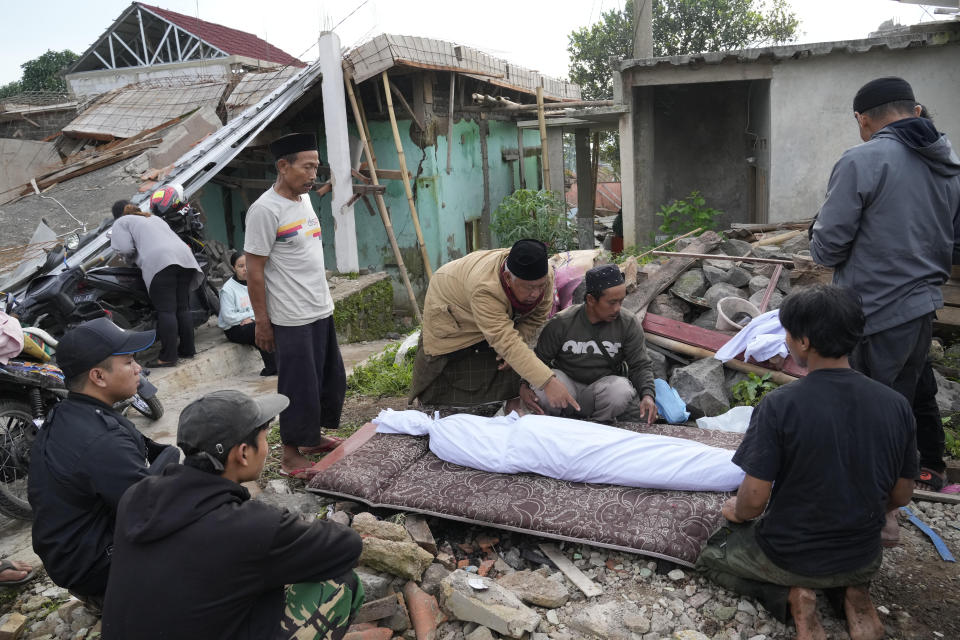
[200,116,533,310]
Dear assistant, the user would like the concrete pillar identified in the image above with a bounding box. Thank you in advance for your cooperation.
[547,127,564,200]
[620,86,657,248]
[574,128,594,249]
[318,31,358,273]
[633,0,653,57]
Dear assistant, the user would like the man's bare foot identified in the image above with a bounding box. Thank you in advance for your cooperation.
[281,445,314,475]
[844,585,884,640]
[788,587,827,640]
[881,509,900,547]
[0,560,33,585]
[298,435,344,455]
[503,397,523,415]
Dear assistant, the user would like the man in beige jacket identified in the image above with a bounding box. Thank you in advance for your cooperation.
[410,239,578,412]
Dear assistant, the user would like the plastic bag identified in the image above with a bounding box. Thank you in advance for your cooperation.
[654,378,690,424]
[696,405,754,433]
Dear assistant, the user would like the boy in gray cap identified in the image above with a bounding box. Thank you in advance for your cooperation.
[521,264,657,423]
[102,390,364,640]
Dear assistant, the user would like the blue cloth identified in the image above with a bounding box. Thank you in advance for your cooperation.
[654,378,690,423]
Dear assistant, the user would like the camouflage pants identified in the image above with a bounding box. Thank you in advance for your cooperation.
[274,571,364,640]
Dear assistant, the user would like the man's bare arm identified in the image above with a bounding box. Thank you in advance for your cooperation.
[722,474,773,523]
[886,477,915,511]
[245,253,274,352]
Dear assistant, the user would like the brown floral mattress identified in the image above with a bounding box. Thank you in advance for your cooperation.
[307,421,744,567]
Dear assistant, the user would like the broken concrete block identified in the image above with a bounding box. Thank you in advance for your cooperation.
[673,630,711,640]
[354,595,403,624]
[440,570,540,639]
[355,568,393,601]
[0,612,27,640]
[935,370,960,414]
[692,309,719,330]
[781,234,810,255]
[496,570,569,608]
[352,512,410,542]
[719,238,752,257]
[647,348,668,381]
[703,283,747,309]
[567,601,631,640]
[670,269,707,299]
[435,552,457,571]
[343,628,393,640]
[361,537,434,581]
[403,515,437,555]
[420,563,452,597]
[648,293,689,322]
[669,357,730,419]
[464,627,496,640]
[328,510,351,527]
[748,288,784,311]
[747,275,770,295]
[724,266,752,288]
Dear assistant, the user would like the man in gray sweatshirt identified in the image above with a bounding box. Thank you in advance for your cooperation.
[810,76,960,492]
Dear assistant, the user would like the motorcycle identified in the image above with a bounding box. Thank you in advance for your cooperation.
[0,321,162,521]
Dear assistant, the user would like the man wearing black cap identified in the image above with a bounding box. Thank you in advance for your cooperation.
[521,264,657,424]
[244,132,346,478]
[410,239,578,411]
[810,77,960,493]
[102,390,364,640]
[28,318,177,604]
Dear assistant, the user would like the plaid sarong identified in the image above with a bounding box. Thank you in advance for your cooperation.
[274,571,364,640]
[410,336,521,406]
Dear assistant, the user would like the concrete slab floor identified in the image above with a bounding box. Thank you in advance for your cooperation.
[0,323,395,570]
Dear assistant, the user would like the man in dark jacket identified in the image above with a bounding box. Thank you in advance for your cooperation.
[810,76,960,493]
[102,390,364,640]
[29,318,176,604]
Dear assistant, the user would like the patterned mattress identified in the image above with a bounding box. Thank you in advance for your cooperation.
[307,422,744,567]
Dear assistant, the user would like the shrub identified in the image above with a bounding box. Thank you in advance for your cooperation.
[657,190,722,237]
[731,372,778,407]
[491,189,577,251]
[347,342,415,398]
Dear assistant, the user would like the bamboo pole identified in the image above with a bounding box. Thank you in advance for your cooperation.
[536,86,550,192]
[650,251,794,265]
[645,333,798,385]
[446,72,455,175]
[516,127,526,189]
[752,228,806,247]
[344,74,423,323]
[632,228,703,260]
[382,71,433,280]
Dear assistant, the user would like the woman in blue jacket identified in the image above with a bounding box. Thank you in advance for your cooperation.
[218,252,277,376]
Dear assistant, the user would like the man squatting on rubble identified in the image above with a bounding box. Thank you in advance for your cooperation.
[29,318,179,606]
[520,263,658,423]
[410,238,579,412]
[810,76,960,496]
[102,390,363,640]
[696,285,916,640]
[244,133,346,478]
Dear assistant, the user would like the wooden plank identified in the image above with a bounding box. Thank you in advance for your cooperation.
[650,251,793,265]
[358,168,412,181]
[913,489,960,505]
[645,333,800,385]
[642,312,808,378]
[538,543,602,598]
[935,306,960,327]
[941,281,960,306]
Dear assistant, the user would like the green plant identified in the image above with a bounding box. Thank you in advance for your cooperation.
[491,189,577,251]
[347,342,416,398]
[731,373,778,407]
[657,190,722,237]
[943,415,960,458]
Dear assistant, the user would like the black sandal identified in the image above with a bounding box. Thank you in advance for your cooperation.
[917,467,946,492]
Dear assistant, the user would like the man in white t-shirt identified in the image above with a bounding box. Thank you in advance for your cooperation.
[244,133,345,478]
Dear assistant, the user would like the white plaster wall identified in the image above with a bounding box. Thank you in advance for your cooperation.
[67,62,232,97]
[768,45,960,222]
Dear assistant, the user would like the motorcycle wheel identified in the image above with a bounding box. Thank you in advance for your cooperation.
[129,394,164,421]
[0,400,37,520]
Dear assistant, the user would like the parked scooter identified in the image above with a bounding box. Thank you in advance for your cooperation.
[0,307,163,520]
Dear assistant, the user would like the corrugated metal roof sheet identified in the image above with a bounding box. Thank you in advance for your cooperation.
[618,20,960,72]
[139,3,305,67]
[63,79,227,139]
[345,34,580,101]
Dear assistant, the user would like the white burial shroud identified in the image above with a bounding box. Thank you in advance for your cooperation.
[374,410,744,492]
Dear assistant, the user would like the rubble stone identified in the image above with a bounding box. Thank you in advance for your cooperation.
[748,289,784,311]
[703,283,747,309]
[624,613,650,634]
[670,270,707,299]
[648,348,668,381]
[355,568,393,601]
[404,515,438,555]
[702,263,728,285]
[496,570,569,608]
[692,309,719,330]
[567,601,631,640]
[361,537,434,581]
[669,357,730,418]
[934,370,960,414]
[464,627,496,640]
[421,563,452,597]
[352,512,411,542]
[781,234,810,255]
[328,511,351,527]
[649,294,689,322]
[440,571,540,639]
[720,239,753,257]
[748,276,770,295]
[673,630,710,640]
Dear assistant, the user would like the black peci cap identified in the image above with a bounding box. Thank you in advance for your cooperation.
[268,133,318,159]
[56,317,155,378]
[585,264,625,294]
[853,77,915,114]
[506,239,549,281]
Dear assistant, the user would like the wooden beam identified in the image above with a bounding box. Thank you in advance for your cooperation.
[387,79,425,131]
[913,489,960,505]
[345,73,422,323]
[479,116,491,249]
[461,99,616,113]
[358,168,410,181]
[446,72,455,175]
[538,543,602,598]
[383,71,432,280]
[649,251,794,266]
[516,128,526,189]
[536,86,550,192]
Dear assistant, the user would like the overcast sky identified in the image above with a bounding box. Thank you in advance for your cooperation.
[0,0,947,86]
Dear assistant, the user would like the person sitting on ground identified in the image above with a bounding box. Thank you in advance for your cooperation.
[29,318,178,607]
[101,390,364,640]
[218,252,277,376]
[409,238,578,414]
[520,264,657,424]
[695,285,916,640]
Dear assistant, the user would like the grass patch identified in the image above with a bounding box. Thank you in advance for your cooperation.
[944,414,960,459]
[347,341,415,398]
